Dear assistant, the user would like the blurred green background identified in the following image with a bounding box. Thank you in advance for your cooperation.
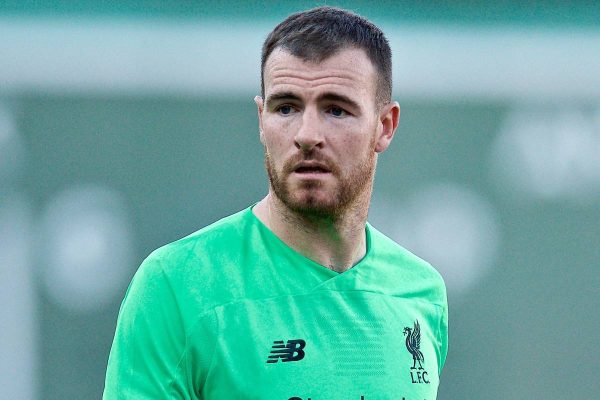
[1,2,599,399]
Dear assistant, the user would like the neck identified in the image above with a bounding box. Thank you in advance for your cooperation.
[253,192,369,272]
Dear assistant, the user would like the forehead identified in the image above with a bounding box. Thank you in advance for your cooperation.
[263,47,377,101]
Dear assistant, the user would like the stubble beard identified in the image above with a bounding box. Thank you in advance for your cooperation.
[264,146,377,220]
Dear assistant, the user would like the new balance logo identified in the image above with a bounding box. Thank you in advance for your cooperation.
[266,339,306,363]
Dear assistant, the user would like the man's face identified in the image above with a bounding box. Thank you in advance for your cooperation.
[256,47,395,217]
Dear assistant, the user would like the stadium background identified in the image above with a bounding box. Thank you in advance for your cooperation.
[1,2,599,399]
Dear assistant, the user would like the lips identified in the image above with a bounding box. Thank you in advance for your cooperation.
[295,166,329,173]
[293,162,331,174]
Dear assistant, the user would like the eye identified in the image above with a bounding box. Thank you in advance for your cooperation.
[328,106,348,117]
[277,105,295,115]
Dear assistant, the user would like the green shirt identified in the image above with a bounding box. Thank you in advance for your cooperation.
[104,206,448,399]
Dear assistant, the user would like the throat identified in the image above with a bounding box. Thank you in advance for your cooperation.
[255,193,368,273]
[281,208,368,272]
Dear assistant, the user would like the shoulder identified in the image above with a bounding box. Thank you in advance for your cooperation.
[367,223,447,307]
[150,207,252,265]
[131,207,256,312]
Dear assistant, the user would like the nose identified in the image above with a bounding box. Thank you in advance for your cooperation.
[294,107,324,152]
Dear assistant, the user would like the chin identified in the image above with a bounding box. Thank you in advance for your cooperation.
[285,191,345,217]
[268,168,358,217]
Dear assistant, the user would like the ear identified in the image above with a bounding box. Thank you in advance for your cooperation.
[374,101,400,153]
[254,95,265,144]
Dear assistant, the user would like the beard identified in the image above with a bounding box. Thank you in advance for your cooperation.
[264,144,377,219]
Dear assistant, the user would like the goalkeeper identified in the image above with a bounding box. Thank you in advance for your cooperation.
[104,6,448,399]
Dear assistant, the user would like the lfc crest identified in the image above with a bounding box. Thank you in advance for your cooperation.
[403,320,430,384]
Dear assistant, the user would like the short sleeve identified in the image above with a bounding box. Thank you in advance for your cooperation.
[437,293,449,376]
[103,254,193,399]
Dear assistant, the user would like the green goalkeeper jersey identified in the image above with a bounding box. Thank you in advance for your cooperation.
[104,206,448,400]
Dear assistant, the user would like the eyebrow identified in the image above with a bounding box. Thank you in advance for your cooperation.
[317,93,361,111]
[265,92,301,109]
[265,91,361,111]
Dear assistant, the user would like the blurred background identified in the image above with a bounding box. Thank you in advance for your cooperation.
[1,1,599,399]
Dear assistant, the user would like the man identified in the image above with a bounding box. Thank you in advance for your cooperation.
[104,6,448,399]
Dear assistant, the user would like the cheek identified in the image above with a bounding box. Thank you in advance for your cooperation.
[263,133,285,154]
[262,118,296,154]
[261,133,288,169]
[337,130,374,158]
[262,117,286,144]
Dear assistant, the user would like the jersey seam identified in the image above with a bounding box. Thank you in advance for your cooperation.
[436,305,443,377]
[202,307,220,397]
[172,306,220,396]
[199,288,446,316]
[437,303,448,376]
[156,260,195,396]
[314,287,447,310]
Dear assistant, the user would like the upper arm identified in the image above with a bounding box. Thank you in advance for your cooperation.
[437,291,449,376]
[103,255,194,399]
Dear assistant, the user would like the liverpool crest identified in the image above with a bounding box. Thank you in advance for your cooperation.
[403,320,430,384]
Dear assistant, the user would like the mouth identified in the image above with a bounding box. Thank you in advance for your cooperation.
[294,166,329,174]
[292,162,331,175]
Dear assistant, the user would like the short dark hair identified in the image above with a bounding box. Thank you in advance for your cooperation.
[261,6,392,108]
